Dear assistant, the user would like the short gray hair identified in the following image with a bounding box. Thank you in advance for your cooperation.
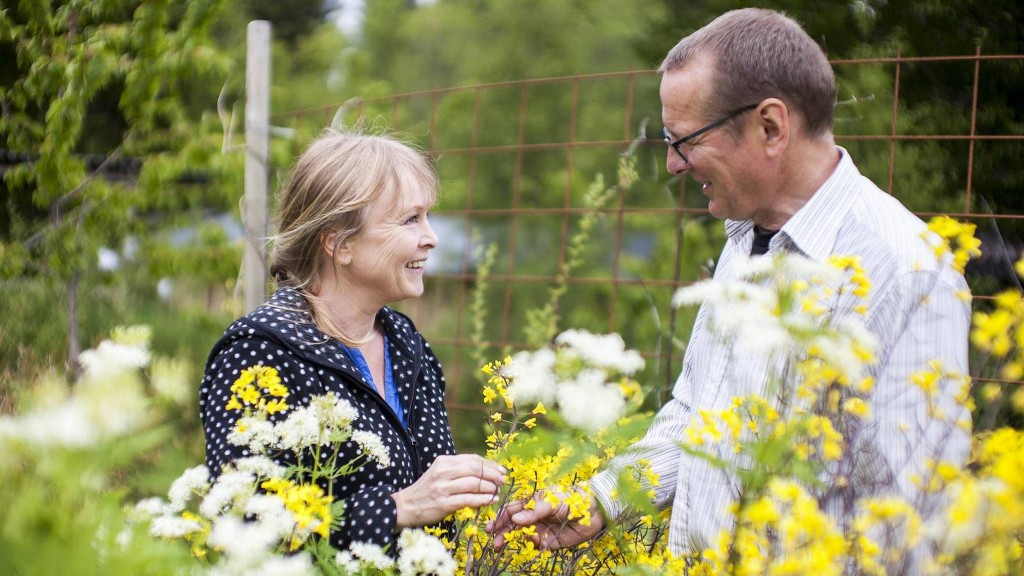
[659,8,836,137]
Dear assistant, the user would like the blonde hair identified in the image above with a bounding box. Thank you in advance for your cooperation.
[659,8,836,138]
[269,129,438,345]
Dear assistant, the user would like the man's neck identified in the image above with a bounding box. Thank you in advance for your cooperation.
[755,137,840,230]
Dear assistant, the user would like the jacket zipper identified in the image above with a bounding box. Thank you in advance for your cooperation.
[343,371,423,478]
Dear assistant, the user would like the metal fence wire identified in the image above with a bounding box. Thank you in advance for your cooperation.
[272,52,1024,447]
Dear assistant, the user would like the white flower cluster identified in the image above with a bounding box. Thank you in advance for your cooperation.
[78,337,152,380]
[198,469,255,519]
[396,528,457,576]
[554,330,645,375]
[672,253,877,385]
[0,326,156,448]
[207,516,314,576]
[135,389,402,574]
[168,465,211,512]
[503,330,645,432]
[336,542,394,572]
[138,460,311,572]
[334,531,457,576]
[227,393,391,468]
[351,429,392,468]
[141,460,455,576]
[503,348,557,405]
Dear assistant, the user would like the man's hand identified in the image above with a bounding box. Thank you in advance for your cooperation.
[487,491,606,550]
[392,454,505,530]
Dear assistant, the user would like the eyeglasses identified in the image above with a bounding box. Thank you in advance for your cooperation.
[662,103,759,164]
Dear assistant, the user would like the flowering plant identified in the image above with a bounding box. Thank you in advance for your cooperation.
[5,214,1023,576]
[422,330,698,574]
[642,216,1020,575]
[0,327,203,575]
[434,215,1023,576]
[134,366,457,576]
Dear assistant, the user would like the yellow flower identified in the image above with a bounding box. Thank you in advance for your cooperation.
[264,398,288,414]
[240,385,261,405]
[454,507,476,522]
[523,418,537,429]
[532,402,547,415]
[225,395,242,411]
[744,497,779,526]
[922,215,981,273]
[225,366,288,414]
[972,309,1014,357]
[844,397,870,418]
[911,364,941,397]
[981,383,1002,402]
[482,386,497,403]
[490,412,502,422]
[260,478,333,546]
[829,254,871,301]
[1012,387,1024,413]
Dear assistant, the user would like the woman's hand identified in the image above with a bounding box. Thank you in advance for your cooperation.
[392,454,506,530]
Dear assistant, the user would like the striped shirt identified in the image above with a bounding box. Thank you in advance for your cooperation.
[590,148,971,565]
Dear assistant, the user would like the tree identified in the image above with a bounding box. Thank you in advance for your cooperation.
[0,0,232,373]
[241,0,338,46]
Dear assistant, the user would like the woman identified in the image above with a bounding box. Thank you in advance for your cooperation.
[199,130,504,550]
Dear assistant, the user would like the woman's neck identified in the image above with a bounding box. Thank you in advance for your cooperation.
[313,275,381,346]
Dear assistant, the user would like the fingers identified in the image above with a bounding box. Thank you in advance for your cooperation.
[430,454,506,485]
[487,498,525,549]
[486,495,555,536]
[509,497,556,526]
[486,496,559,550]
[487,492,603,551]
[395,453,508,528]
[488,498,526,531]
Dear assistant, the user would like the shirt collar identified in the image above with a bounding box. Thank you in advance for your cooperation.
[725,147,860,262]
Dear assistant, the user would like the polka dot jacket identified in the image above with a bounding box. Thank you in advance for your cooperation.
[199,287,456,549]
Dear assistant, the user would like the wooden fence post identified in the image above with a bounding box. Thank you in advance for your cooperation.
[242,20,271,313]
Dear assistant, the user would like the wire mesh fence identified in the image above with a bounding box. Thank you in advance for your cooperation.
[272,51,1024,448]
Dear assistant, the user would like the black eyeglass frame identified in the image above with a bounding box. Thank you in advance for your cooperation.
[662,103,759,163]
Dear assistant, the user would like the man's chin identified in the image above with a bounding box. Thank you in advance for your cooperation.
[707,203,727,220]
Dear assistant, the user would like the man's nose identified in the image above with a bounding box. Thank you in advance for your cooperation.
[666,148,689,175]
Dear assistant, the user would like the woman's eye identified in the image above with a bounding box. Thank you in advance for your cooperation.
[403,214,420,225]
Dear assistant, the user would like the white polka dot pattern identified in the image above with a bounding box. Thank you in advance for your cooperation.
[199,287,456,549]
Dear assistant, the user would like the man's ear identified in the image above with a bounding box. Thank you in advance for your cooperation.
[321,232,353,266]
[755,98,790,158]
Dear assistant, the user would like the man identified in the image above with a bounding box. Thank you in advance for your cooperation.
[489,7,970,570]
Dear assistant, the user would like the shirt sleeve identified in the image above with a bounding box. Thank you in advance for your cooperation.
[830,268,972,570]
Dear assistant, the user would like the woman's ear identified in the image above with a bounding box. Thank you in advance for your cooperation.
[321,232,353,266]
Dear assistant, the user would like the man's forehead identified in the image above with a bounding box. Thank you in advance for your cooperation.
[660,66,712,125]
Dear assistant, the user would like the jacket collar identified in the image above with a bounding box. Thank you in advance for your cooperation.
[229,287,424,413]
